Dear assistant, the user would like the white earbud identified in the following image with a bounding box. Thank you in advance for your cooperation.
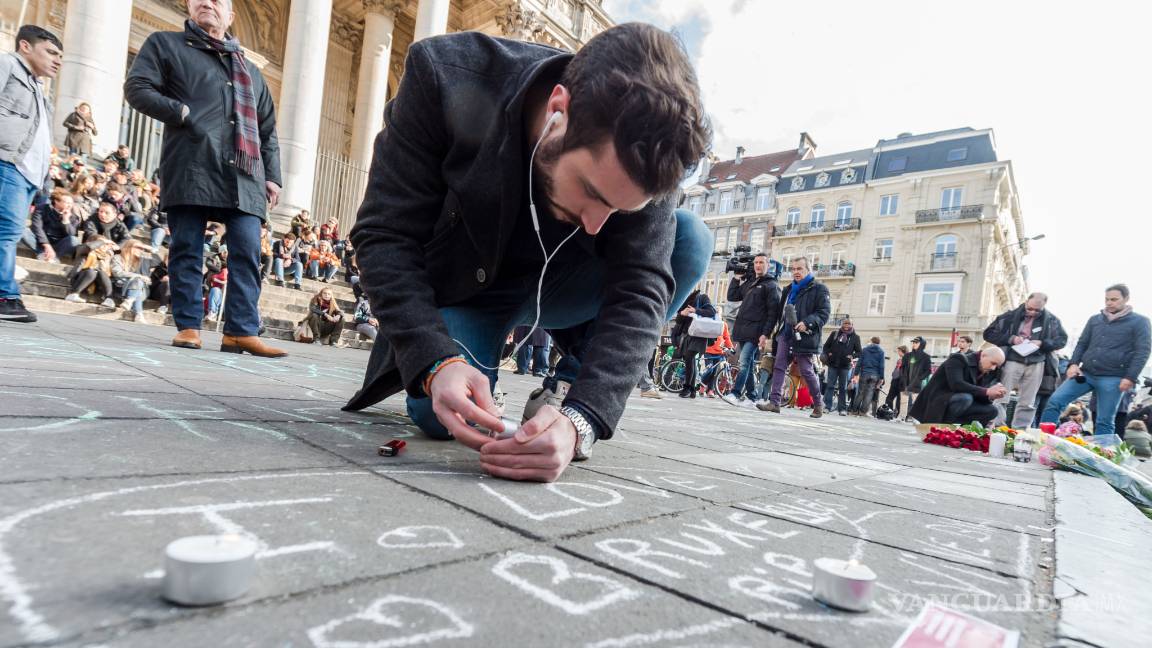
[529,111,563,234]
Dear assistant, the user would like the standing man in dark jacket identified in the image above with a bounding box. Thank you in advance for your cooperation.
[342,25,712,482]
[821,318,861,415]
[124,0,284,357]
[722,253,780,405]
[901,336,933,419]
[1042,284,1152,437]
[758,257,831,417]
[850,336,886,416]
[983,292,1068,428]
[0,25,61,323]
[909,348,1007,424]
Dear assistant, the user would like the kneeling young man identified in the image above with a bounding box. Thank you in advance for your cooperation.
[344,24,713,481]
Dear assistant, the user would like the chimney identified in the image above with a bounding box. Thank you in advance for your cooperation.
[735,146,745,164]
[798,132,817,158]
[696,151,713,183]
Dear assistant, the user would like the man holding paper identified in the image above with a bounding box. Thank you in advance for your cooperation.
[983,292,1068,428]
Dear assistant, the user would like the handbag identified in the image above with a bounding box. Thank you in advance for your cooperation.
[687,296,724,338]
[293,319,314,343]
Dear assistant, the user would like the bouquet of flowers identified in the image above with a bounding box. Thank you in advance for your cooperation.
[1042,434,1152,509]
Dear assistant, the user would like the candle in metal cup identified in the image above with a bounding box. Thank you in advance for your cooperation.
[811,557,876,612]
[162,534,258,606]
[1013,433,1035,463]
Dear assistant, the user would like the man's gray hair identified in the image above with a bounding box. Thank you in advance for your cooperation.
[1026,292,1048,304]
[790,256,810,269]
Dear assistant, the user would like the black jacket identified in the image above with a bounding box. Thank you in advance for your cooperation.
[983,305,1068,365]
[671,291,717,357]
[822,329,861,369]
[102,190,143,225]
[81,215,130,245]
[773,278,831,355]
[909,351,1000,424]
[727,273,780,343]
[29,203,79,246]
[1071,310,1152,382]
[342,34,678,438]
[124,25,281,218]
[901,348,933,393]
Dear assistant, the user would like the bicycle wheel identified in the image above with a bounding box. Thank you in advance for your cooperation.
[660,360,686,393]
[714,362,736,395]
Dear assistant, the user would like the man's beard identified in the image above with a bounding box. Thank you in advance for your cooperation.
[530,136,578,226]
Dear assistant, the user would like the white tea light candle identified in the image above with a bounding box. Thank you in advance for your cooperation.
[811,557,876,612]
[162,535,258,606]
[989,432,1008,457]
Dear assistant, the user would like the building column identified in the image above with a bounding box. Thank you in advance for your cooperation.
[412,0,450,42]
[350,0,407,170]
[271,0,332,226]
[53,0,133,157]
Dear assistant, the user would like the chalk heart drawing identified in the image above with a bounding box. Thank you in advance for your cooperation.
[491,552,640,615]
[376,526,464,550]
[306,595,473,648]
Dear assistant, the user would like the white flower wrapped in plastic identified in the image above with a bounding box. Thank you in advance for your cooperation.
[1041,434,1152,508]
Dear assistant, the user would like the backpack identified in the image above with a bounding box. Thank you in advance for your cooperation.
[875,404,896,421]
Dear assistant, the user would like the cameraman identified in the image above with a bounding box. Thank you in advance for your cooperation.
[722,252,780,406]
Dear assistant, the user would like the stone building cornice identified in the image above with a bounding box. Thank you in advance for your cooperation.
[495,2,546,42]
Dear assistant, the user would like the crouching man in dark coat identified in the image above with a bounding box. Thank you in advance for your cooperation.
[909,348,1007,425]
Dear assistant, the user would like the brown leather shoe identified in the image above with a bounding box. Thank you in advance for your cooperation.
[220,335,288,358]
[171,329,202,349]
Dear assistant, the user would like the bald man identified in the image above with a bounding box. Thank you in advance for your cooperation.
[909,347,1007,425]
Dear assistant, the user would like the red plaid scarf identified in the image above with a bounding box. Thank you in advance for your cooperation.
[185,20,262,177]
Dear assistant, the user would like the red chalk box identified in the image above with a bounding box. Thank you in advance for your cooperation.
[891,603,1019,648]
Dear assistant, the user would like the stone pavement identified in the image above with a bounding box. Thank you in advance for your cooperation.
[0,313,1110,648]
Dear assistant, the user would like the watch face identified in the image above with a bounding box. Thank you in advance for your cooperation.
[578,430,595,455]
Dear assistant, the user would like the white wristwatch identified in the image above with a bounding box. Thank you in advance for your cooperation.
[559,405,595,462]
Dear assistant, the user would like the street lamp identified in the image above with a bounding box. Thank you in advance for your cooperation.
[1000,233,1045,250]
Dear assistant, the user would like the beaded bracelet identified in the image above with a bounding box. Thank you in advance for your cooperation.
[423,355,467,396]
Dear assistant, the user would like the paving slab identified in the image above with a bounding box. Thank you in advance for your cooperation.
[670,450,896,487]
[0,469,528,646]
[577,455,799,504]
[870,468,1050,510]
[562,506,1052,648]
[67,549,795,648]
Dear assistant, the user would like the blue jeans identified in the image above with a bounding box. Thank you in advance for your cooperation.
[730,341,760,398]
[824,366,852,412]
[274,257,303,284]
[1042,373,1125,436]
[150,226,167,248]
[699,352,725,389]
[407,209,713,439]
[168,206,263,336]
[126,285,148,315]
[207,286,223,315]
[0,161,38,299]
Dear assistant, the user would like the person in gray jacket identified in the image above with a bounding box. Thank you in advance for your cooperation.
[0,25,61,323]
[342,24,712,482]
[1041,284,1152,437]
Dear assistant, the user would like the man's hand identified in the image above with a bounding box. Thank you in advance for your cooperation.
[40,245,56,262]
[1120,378,1135,392]
[759,334,769,348]
[266,182,281,209]
[1010,335,1023,346]
[987,384,1009,400]
[679,306,696,317]
[427,362,503,451]
[795,322,808,333]
[479,404,576,482]
[1066,364,1082,379]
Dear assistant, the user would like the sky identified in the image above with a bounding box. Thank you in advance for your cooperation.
[603,0,1151,348]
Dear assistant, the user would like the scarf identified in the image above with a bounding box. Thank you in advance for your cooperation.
[185,20,262,177]
[1102,305,1133,322]
[787,274,814,304]
[837,325,855,344]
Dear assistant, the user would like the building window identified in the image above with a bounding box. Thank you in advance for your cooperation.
[786,207,800,228]
[830,249,845,267]
[688,196,703,215]
[888,156,907,172]
[810,204,826,227]
[874,238,893,260]
[719,191,733,215]
[835,201,853,227]
[941,186,963,211]
[780,252,794,269]
[946,147,968,162]
[868,284,887,315]
[919,281,958,314]
[790,176,805,191]
[712,227,728,254]
[840,167,857,184]
[748,224,767,251]
[815,172,830,188]
[805,246,820,269]
[934,234,958,256]
[879,194,899,216]
[755,187,773,211]
[727,227,738,252]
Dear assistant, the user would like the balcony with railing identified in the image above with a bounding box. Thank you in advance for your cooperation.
[773,218,862,237]
[830,312,851,326]
[914,205,983,224]
[929,252,959,270]
[814,262,856,279]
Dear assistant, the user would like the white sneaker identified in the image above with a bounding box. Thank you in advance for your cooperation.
[64,293,84,303]
[205,311,218,322]
[156,305,168,315]
[640,388,663,399]
[741,399,757,409]
[100,298,115,308]
[120,297,136,312]
[721,393,741,407]
[522,380,570,423]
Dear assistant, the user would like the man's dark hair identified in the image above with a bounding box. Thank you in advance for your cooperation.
[560,23,711,197]
[871,336,881,344]
[959,335,974,344]
[16,25,62,51]
[754,253,768,260]
[1106,283,1130,299]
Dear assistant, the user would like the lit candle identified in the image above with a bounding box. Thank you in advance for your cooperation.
[162,535,258,606]
[812,557,876,612]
